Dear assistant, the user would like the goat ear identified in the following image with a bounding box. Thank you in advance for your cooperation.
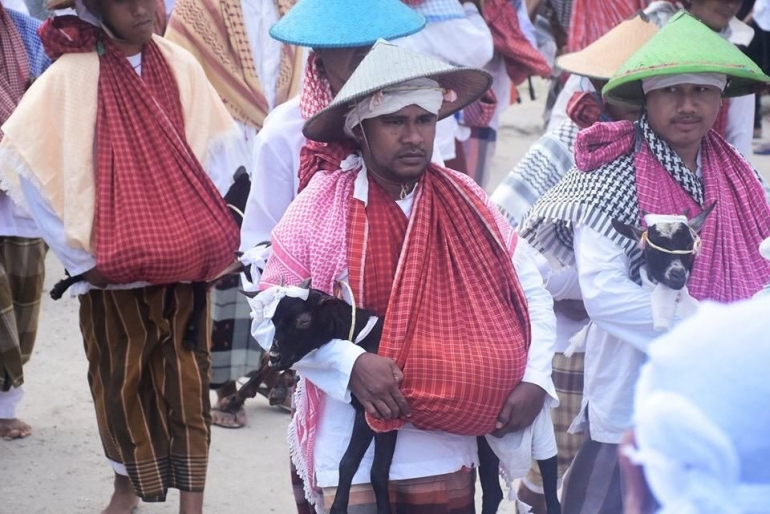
[682,207,691,218]
[688,201,717,233]
[298,278,312,290]
[238,288,258,298]
[611,218,645,242]
[279,277,285,287]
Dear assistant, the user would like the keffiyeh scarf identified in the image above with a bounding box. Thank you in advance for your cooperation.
[520,115,770,301]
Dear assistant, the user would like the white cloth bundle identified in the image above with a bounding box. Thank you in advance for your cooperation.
[640,268,698,331]
[629,297,770,514]
[248,285,310,351]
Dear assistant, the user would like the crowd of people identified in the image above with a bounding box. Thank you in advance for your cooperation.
[1,0,769,513]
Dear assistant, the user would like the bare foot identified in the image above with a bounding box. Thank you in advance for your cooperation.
[101,474,139,514]
[0,418,31,440]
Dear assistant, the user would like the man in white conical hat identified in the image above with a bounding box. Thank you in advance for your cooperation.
[250,40,558,513]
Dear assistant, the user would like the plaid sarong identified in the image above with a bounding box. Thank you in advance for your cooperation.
[209,274,263,388]
[79,284,211,502]
[39,16,240,285]
[320,468,475,514]
[0,237,45,391]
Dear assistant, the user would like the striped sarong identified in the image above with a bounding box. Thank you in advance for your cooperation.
[320,469,475,514]
[560,429,623,514]
[79,285,211,502]
[523,352,585,491]
[210,274,263,388]
[0,236,46,391]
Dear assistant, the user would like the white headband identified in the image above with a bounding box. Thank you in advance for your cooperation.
[247,285,310,351]
[630,298,770,514]
[644,214,687,227]
[642,73,727,95]
[343,78,448,138]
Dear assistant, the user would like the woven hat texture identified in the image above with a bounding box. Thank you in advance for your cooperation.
[270,0,426,48]
[556,12,658,80]
[303,39,491,142]
[604,11,770,106]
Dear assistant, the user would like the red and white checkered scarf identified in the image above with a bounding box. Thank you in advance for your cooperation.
[297,52,357,193]
[40,16,240,284]
[482,0,551,85]
[351,165,532,434]
[0,5,30,141]
[576,118,770,302]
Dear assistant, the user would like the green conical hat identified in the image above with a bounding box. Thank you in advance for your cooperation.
[603,11,770,106]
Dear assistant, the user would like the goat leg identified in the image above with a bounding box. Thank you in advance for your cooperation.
[370,431,397,514]
[330,404,375,514]
[477,436,504,514]
[218,365,272,415]
[537,456,562,514]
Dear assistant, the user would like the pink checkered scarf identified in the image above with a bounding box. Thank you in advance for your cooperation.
[576,117,770,302]
[262,158,531,504]
[0,5,30,141]
[40,16,240,284]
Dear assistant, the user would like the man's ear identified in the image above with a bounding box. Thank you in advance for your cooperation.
[351,124,364,144]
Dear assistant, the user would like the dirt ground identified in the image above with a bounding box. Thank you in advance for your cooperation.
[3,80,769,514]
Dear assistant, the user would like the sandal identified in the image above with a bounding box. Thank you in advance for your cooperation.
[211,399,247,429]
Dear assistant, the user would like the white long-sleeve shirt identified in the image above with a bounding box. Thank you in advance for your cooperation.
[570,225,665,444]
[267,186,557,487]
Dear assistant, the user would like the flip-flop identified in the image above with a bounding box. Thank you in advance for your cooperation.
[211,403,247,429]
[754,142,770,155]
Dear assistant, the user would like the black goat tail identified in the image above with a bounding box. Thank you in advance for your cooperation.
[50,274,84,300]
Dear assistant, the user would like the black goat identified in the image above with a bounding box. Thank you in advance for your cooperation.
[235,280,557,514]
[612,201,716,290]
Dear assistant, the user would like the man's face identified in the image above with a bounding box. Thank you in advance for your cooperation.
[314,46,371,95]
[92,0,156,48]
[689,0,741,32]
[645,83,722,152]
[358,104,437,183]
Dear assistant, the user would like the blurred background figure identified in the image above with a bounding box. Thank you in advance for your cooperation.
[620,296,770,514]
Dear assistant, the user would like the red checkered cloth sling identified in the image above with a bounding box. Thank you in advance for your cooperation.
[567,0,645,53]
[39,16,240,284]
[297,53,357,193]
[0,5,30,141]
[349,165,532,435]
[482,0,551,86]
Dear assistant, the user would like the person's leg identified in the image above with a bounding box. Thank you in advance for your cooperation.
[101,473,139,514]
[560,435,622,514]
[164,284,212,513]
[0,386,30,440]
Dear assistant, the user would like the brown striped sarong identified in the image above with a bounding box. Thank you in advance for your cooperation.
[523,352,585,491]
[0,236,46,391]
[79,284,212,502]
[320,469,476,514]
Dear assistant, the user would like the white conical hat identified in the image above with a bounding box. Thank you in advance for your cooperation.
[303,39,491,143]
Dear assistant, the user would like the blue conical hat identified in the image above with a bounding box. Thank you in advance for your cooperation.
[604,12,770,106]
[270,0,426,48]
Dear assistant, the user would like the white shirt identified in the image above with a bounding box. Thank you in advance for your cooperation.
[283,173,558,486]
[571,226,666,444]
[396,2,494,159]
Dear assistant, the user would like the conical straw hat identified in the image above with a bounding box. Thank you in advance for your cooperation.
[556,12,658,81]
[270,0,426,49]
[303,40,491,143]
[604,11,770,106]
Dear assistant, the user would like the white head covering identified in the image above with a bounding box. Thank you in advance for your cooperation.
[343,77,445,138]
[642,72,728,95]
[628,297,770,514]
